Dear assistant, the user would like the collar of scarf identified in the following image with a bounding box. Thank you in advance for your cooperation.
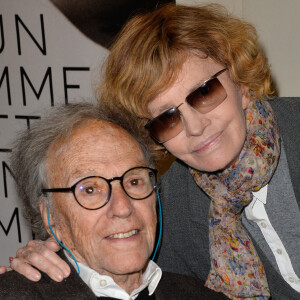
[190,100,280,299]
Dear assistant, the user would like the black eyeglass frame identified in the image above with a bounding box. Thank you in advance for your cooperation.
[42,166,158,210]
[145,68,228,143]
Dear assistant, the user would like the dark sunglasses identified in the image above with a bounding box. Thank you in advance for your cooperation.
[145,68,227,143]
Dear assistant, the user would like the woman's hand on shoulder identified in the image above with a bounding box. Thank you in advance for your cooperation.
[0,266,11,274]
[10,237,70,282]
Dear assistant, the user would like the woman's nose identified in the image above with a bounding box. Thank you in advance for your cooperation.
[180,105,210,137]
[107,183,134,219]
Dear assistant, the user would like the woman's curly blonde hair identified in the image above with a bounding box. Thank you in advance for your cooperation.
[98,4,276,154]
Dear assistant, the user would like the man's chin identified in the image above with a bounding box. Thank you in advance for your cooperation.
[103,256,149,276]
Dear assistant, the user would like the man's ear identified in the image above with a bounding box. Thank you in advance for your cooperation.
[241,85,251,110]
[39,199,62,241]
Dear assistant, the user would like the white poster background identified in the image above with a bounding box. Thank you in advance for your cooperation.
[0,0,109,266]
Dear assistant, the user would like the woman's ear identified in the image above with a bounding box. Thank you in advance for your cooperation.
[39,200,62,241]
[241,85,251,110]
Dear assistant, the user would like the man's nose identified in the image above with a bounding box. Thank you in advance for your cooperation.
[107,183,134,219]
[180,105,210,137]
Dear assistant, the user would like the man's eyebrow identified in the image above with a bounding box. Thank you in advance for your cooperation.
[68,162,149,182]
[68,169,98,184]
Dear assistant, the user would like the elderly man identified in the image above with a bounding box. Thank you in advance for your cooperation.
[0,103,226,299]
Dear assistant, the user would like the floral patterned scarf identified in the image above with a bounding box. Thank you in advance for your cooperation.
[190,100,280,299]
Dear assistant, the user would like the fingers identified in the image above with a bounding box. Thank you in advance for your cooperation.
[11,258,42,281]
[44,236,62,252]
[12,238,71,282]
[0,266,11,274]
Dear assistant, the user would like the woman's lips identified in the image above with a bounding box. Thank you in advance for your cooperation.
[193,132,223,153]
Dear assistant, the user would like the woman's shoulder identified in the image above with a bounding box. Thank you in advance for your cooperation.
[269,97,300,123]
[159,159,202,194]
[269,97,300,201]
[268,97,299,159]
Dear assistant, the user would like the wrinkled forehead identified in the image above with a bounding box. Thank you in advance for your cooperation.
[45,120,147,183]
[51,119,138,151]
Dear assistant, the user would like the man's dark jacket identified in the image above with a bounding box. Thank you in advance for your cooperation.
[0,250,228,299]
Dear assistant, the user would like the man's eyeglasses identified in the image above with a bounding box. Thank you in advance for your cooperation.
[145,68,227,143]
[42,167,157,210]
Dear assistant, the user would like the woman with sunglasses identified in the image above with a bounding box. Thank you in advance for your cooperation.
[4,4,300,299]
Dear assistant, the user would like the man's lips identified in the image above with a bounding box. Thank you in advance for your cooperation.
[106,229,139,239]
[192,132,223,153]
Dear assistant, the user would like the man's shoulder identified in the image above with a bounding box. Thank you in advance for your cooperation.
[157,271,228,299]
[0,266,95,299]
[0,270,40,298]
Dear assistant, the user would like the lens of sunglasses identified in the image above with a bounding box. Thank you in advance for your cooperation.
[145,69,227,143]
[186,77,227,114]
[145,107,183,143]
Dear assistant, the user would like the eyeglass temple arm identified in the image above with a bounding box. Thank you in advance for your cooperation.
[212,68,227,79]
[42,187,72,194]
